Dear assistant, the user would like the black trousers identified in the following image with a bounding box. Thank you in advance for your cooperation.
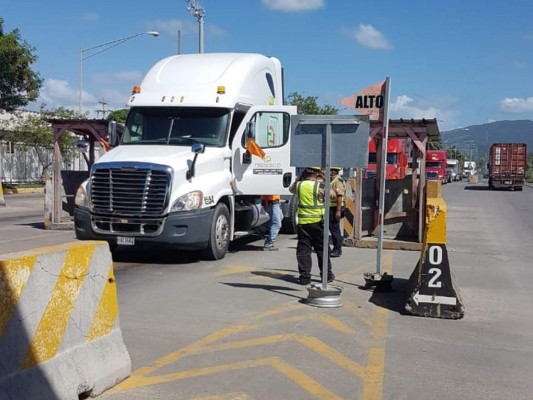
[329,207,343,252]
[296,222,333,280]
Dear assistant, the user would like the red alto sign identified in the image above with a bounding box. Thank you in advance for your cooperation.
[339,80,387,122]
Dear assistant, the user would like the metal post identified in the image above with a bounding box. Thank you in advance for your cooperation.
[321,124,332,290]
[376,77,391,275]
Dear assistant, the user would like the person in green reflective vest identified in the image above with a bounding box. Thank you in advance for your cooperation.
[289,167,335,285]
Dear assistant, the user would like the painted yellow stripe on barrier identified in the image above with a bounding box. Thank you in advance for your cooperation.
[21,245,95,369]
[425,198,447,244]
[87,264,118,340]
[0,255,37,337]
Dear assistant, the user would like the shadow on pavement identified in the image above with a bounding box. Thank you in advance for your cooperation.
[364,277,410,315]
[463,185,490,191]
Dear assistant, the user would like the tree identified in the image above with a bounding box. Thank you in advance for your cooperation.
[2,106,77,179]
[286,92,338,115]
[0,18,43,111]
[107,108,128,124]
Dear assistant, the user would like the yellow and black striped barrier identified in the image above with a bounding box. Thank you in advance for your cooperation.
[343,178,356,244]
[405,180,464,319]
[0,241,131,399]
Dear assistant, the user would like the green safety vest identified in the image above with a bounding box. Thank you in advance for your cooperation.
[297,180,325,224]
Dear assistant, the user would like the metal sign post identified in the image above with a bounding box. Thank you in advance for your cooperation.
[291,115,369,307]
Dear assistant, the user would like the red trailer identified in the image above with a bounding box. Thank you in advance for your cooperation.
[488,143,527,191]
[366,138,408,180]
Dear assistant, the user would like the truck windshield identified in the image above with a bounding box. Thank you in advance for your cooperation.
[368,153,398,164]
[426,161,442,168]
[122,107,230,147]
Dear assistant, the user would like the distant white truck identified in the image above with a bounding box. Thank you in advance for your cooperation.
[74,53,298,260]
[463,161,476,179]
[446,159,461,182]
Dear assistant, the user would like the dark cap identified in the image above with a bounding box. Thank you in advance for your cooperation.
[331,167,342,171]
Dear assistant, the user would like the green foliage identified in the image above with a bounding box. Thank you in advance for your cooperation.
[107,108,128,124]
[286,92,338,115]
[1,105,78,177]
[0,18,43,111]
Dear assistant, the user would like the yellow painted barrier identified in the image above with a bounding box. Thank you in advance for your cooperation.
[404,182,464,319]
[0,241,131,399]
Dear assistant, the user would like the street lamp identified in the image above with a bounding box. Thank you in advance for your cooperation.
[186,0,205,53]
[79,31,159,114]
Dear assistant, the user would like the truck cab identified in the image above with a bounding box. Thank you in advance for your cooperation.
[74,53,297,259]
[365,138,408,179]
[425,150,447,185]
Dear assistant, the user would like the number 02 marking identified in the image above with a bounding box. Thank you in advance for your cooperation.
[428,245,443,288]
[428,268,442,288]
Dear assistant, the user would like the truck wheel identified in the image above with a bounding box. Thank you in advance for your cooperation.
[281,194,298,234]
[203,203,230,260]
[488,178,493,190]
[515,186,523,191]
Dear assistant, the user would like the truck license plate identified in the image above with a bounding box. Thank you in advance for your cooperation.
[117,236,135,245]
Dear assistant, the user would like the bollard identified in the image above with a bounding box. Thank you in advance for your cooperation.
[404,181,465,319]
[0,241,131,399]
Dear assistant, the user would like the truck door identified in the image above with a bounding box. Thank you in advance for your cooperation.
[231,105,297,195]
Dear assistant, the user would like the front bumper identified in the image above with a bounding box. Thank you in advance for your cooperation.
[74,207,214,250]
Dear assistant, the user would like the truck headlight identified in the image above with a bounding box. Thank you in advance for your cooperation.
[171,191,203,212]
[75,185,89,208]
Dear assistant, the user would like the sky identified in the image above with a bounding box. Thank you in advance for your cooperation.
[2,0,533,131]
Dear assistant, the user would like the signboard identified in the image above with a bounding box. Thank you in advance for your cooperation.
[290,115,369,168]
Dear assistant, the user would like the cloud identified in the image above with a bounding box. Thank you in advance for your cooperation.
[389,95,458,130]
[500,97,533,113]
[35,79,80,110]
[343,24,392,50]
[262,0,324,12]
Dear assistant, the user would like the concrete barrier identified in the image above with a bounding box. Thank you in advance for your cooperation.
[0,183,5,207]
[0,241,131,399]
[405,181,465,319]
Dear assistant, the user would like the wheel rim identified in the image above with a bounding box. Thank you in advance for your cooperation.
[214,214,229,250]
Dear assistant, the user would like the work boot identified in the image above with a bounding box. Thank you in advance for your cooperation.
[263,242,278,251]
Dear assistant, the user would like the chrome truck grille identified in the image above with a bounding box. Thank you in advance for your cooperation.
[90,164,171,217]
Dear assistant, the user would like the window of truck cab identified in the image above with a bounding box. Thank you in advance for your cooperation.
[241,111,291,149]
[122,107,230,147]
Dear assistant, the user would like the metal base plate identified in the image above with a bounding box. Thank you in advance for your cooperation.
[363,272,394,291]
[305,283,343,308]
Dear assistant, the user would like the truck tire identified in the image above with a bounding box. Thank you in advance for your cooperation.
[515,186,523,191]
[281,194,298,234]
[203,203,230,260]
[488,178,493,190]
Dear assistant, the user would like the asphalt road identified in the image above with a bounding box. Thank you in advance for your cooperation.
[1,181,532,399]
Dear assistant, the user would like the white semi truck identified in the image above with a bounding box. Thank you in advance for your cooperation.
[74,53,298,259]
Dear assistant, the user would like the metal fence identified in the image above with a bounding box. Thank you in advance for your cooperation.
[0,141,88,184]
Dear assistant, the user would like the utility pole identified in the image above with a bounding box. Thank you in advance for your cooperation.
[186,0,205,53]
[96,99,108,119]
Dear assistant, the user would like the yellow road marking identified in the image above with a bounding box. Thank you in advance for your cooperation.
[189,393,252,400]
[114,254,393,399]
[21,245,94,369]
[125,357,342,400]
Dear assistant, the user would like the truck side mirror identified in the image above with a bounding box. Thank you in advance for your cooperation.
[246,121,255,139]
[186,144,206,180]
[108,121,118,147]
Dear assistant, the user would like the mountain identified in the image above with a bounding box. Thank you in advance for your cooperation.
[441,120,533,160]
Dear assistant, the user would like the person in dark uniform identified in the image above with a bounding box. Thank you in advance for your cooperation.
[289,167,335,285]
